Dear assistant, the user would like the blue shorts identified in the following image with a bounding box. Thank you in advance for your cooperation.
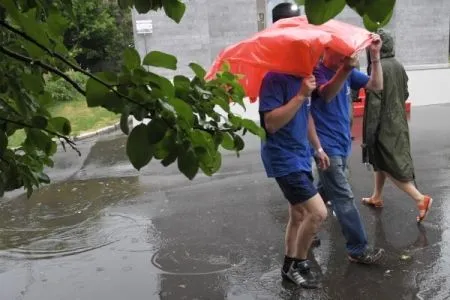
[275,171,318,206]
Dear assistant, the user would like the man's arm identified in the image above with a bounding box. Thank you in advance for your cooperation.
[317,65,353,102]
[264,75,316,134]
[307,112,322,152]
[307,112,330,169]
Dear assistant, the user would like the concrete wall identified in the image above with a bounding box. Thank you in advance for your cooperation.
[131,0,450,116]
[132,0,256,78]
[133,1,450,70]
[395,0,450,66]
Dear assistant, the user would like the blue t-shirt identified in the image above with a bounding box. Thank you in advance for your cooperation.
[311,63,369,157]
[259,72,311,178]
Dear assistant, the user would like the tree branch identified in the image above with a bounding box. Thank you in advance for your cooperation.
[0,20,149,111]
[0,21,244,138]
[0,46,86,96]
[0,116,81,156]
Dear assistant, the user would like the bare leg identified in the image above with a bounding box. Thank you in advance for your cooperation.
[294,194,328,259]
[384,172,424,203]
[373,171,387,199]
[362,171,386,206]
[285,205,304,258]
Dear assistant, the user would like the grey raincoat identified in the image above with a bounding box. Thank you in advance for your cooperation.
[362,30,415,182]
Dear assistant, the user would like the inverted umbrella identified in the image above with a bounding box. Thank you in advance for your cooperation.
[273,16,373,57]
[206,17,373,101]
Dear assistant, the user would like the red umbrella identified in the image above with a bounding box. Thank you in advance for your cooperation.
[273,16,373,57]
[206,16,373,101]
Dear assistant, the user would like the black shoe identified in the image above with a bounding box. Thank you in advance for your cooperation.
[312,235,321,248]
[348,247,385,264]
[281,260,320,289]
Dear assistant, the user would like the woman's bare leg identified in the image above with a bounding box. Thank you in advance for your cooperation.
[362,171,386,206]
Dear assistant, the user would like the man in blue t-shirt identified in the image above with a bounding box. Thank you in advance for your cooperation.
[311,35,385,264]
[259,72,330,288]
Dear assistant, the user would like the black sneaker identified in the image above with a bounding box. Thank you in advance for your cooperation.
[281,260,320,289]
[348,247,385,264]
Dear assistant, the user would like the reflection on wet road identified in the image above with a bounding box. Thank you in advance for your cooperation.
[1,104,450,300]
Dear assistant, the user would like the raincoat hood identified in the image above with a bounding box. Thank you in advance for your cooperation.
[377,29,395,59]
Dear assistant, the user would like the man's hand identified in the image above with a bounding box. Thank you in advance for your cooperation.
[368,33,382,57]
[343,54,359,71]
[315,148,330,170]
[299,75,316,97]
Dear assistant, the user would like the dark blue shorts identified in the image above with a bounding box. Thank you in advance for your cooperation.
[275,171,318,206]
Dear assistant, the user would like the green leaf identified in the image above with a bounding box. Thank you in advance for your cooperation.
[147,118,168,144]
[120,111,130,135]
[161,151,178,167]
[86,78,110,107]
[189,63,206,79]
[365,0,396,23]
[126,124,153,170]
[174,75,191,99]
[154,129,177,159]
[49,117,71,135]
[123,48,141,70]
[143,51,177,70]
[241,119,265,138]
[220,61,231,73]
[174,75,191,90]
[31,116,48,129]
[197,149,222,176]
[46,141,58,156]
[178,148,199,180]
[0,130,7,154]
[294,0,305,5]
[162,0,186,23]
[221,132,235,150]
[363,9,394,32]
[234,135,245,151]
[190,130,215,151]
[159,77,175,99]
[346,0,367,16]
[37,172,51,184]
[22,73,44,94]
[46,10,69,39]
[305,0,346,25]
[229,114,242,128]
[134,0,152,13]
[25,129,53,154]
[168,98,193,125]
[213,97,230,113]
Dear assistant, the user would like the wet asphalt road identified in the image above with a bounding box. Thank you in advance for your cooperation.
[1,104,450,300]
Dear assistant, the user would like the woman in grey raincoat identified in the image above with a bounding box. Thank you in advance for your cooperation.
[362,29,432,223]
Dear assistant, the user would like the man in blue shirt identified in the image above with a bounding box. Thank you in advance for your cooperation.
[259,72,330,288]
[311,35,385,264]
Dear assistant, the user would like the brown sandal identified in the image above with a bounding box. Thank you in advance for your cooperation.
[361,197,384,208]
[417,195,433,223]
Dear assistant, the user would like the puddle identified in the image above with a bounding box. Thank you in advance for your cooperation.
[151,244,246,275]
[0,176,154,260]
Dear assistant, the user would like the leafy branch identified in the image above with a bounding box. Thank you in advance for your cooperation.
[0,45,86,96]
[0,116,81,156]
[0,20,149,111]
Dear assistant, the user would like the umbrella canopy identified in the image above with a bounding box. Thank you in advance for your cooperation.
[273,16,373,57]
[206,16,373,101]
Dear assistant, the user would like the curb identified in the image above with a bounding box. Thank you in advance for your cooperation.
[72,118,132,142]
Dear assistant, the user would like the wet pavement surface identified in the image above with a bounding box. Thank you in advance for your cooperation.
[1,104,450,300]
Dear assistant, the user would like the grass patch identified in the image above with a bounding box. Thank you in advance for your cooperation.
[9,100,119,147]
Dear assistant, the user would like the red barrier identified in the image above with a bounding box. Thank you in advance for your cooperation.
[352,89,411,118]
